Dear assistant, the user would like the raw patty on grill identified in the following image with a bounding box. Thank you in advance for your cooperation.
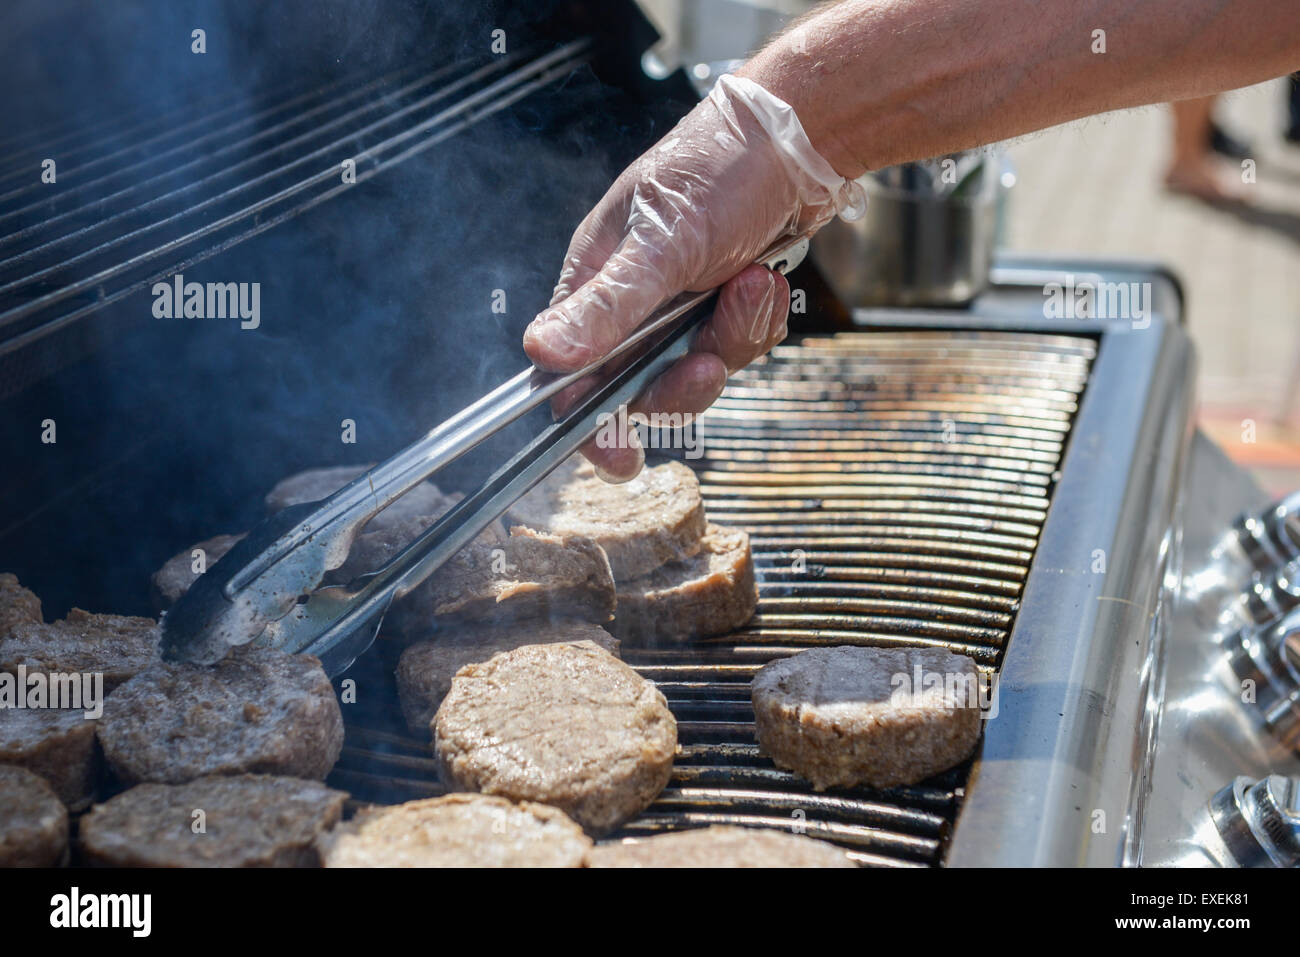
[78,774,347,867]
[751,645,982,790]
[507,457,707,579]
[0,707,100,811]
[610,523,757,643]
[1,609,161,693]
[396,621,620,736]
[0,766,68,867]
[321,793,591,868]
[150,533,246,611]
[97,646,344,786]
[385,526,616,639]
[587,825,856,868]
[0,573,43,636]
[434,641,676,835]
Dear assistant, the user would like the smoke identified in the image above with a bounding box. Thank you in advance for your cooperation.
[0,0,693,617]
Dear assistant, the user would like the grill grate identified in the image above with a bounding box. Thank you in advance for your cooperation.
[0,40,592,384]
[330,329,1096,866]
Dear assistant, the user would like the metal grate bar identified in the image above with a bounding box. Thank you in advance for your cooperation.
[0,70,316,191]
[0,60,436,255]
[0,41,591,357]
[0,64,416,222]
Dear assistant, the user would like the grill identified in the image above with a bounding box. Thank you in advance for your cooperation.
[11,1,1258,870]
[328,328,1097,867]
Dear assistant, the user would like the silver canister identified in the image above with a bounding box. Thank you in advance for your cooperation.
[811,151,1010,308]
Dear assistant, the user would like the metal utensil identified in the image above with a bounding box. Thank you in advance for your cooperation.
[160,238,809,674]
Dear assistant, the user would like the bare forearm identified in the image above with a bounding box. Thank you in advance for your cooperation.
[739,0,1300,177]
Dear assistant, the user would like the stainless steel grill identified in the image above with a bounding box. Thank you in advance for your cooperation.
[20,0,1267,871]
[329,328,1098,867]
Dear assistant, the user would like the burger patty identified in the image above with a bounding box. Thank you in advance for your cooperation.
[321,793,590,868]
[751,645,982,790]
[79,774,347,867]
[263,464,372,512]
[98,647,344,786]
[1,609,160,693]
[508,457,706,579]
[0,766,68,867]
[434,641,676,835]
[265,466,502,581]
[610,524,757,643]
[0,573,43,636]
[0,708,100,811]
[396,622,620,736]
[587,825,856,868]
[336,485,473,579]
[386,527,616,639]
[150,533,246,611]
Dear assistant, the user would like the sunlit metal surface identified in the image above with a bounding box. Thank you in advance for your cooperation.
[1141,435,1300,866]
[946,266,1196,867]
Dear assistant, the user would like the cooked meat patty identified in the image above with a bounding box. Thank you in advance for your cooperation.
[264,464,371,512]
[0,708,100,810]
[0,766,68,867]
[386,527,616,639]
[434,641,676,835]
[508,457,706,579]
[1,609,160,693]
[150,533,246,610]
[336,487,507,581]
[611,524,757,643]
[0,573,43,636]
[78,774,347,867]
[266,466,503,581]
[321,793,590,868]
[751,646,982,790]
[98,647,344,786]
[587,825,856,868]
[396,623,620,736]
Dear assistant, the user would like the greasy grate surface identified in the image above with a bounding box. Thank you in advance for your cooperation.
[328,329,1096,866]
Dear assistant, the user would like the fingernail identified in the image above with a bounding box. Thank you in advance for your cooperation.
[524,313,586,365]
[745,272,777,344]
[592,429,644,483]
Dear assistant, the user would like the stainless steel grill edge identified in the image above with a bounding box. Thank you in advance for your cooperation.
[945,270,1196,866]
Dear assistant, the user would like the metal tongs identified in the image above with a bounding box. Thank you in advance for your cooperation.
[160,238,808,676]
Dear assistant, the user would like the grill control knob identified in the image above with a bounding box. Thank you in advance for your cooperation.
[1229,491,1300,573]
[1192,492,1300,631]
[1221,557,1300,630]
[1209,774,1300,867]
[1225,606,1300,747]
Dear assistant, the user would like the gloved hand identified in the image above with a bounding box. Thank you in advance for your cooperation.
[523,74,864,481]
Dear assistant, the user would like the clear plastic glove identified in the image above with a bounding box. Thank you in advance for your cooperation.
[523,74,864,481]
